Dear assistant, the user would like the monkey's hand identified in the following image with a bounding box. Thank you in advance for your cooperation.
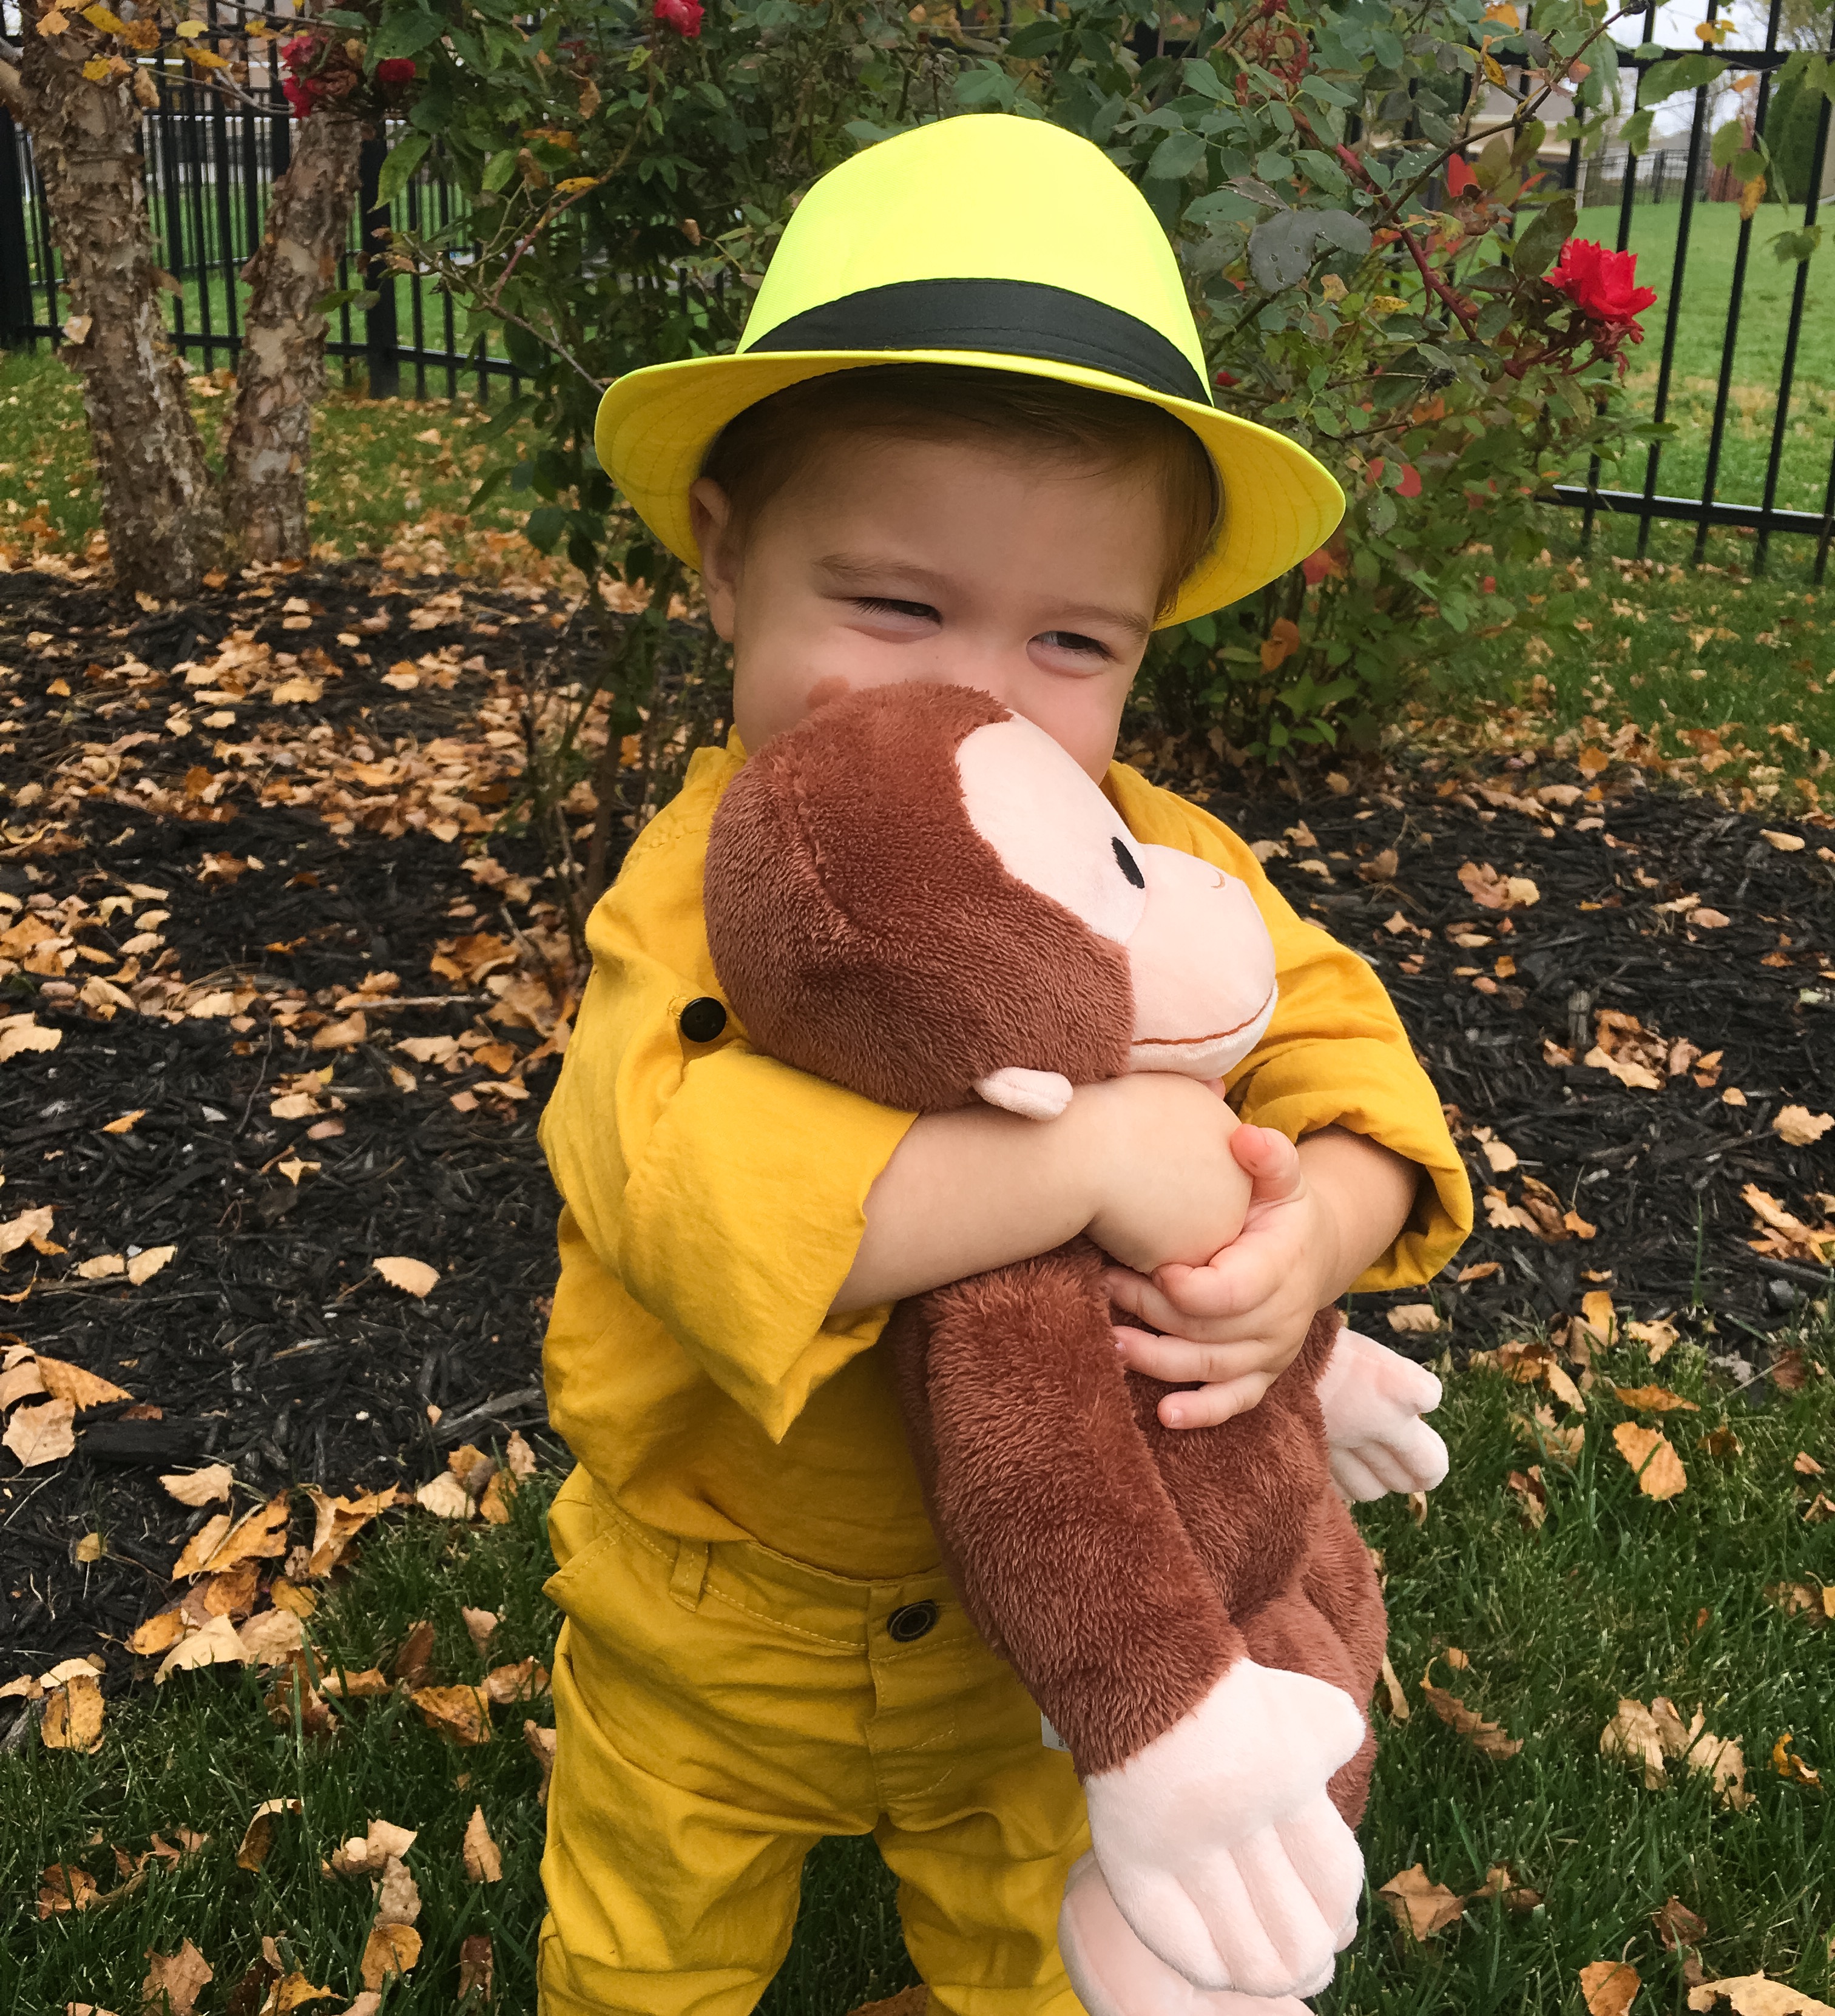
[1314,1326,1448,1505]
[1080,1659,1366,2000]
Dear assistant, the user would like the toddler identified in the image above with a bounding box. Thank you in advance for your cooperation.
[536,113,1471,2016]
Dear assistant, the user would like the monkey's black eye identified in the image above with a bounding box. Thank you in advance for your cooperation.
[1112,836,1145,888]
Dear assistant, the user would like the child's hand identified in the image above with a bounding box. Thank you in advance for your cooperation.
[1104,1124,1338,1430]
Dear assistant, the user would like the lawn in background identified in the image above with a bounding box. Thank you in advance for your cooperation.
[6,1310,1833,2014]
[0,347,539,565]
[1429,508,1835,804]
[1570,199,1835,516]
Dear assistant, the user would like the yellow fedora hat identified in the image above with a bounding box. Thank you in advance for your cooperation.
[594,113,1343,627]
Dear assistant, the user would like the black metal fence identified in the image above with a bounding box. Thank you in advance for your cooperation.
[1550,4,1835,578]
[1,13,1833,576]
[0,66,516,403]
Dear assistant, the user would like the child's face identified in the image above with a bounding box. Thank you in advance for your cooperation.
[691,428,1171,780]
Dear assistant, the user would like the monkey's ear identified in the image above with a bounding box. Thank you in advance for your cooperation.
[974,1067,1075,1121]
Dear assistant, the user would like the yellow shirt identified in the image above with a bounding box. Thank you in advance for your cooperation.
[539,737,1472,1580]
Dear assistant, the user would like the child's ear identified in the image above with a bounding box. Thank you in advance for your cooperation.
[689,477,739,643]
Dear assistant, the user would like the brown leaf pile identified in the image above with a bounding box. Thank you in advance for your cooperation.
[1601,1697,1752,1809]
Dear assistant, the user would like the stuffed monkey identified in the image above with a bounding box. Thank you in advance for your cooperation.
[703,683,1447,2015]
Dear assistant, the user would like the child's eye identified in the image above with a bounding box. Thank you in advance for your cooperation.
[1036,630,1112,659]
[854,596,939,623]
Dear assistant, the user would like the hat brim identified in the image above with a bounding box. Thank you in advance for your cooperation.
[595,348,1343,630]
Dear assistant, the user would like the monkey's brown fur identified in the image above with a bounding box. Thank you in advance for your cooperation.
[705,682,1384,1810]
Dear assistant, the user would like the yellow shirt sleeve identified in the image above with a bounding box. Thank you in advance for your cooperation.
[1106,764,1472,1290]
[538,747,913,1441]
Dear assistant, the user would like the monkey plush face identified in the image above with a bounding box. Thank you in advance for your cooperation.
[703,682,1277,1118]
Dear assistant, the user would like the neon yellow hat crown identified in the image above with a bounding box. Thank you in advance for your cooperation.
[595,114,1343,625]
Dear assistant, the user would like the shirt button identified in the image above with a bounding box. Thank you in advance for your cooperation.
[679,997,728,1043]
[886,1600,939,1643]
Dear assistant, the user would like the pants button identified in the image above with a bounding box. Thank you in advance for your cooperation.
[886,1599,939,1643]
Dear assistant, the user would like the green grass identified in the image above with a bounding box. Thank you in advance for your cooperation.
[0,346,539,565]
[1428,509,1835,803]
[1569,201,1835,517]
[6,1318,1832,2014]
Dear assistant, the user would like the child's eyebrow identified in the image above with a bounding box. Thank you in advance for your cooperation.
[816,555,1150,638]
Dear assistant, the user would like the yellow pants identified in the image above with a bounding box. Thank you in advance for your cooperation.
[538,1466,1092,2016]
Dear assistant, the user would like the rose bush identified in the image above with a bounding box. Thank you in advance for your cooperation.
[365,0,1668,793]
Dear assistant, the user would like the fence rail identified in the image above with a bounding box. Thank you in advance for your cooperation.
[0,68,516,403]
[1,18,1833,576]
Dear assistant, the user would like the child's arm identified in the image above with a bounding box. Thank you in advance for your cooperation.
[832,1071,1253,1314]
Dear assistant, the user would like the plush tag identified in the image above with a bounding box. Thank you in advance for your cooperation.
[1041,1711,1069,1753]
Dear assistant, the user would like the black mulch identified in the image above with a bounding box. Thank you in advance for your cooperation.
[2,561,1833,1687]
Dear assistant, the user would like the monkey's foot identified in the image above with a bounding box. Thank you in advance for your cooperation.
[1059,1853,1316,2016]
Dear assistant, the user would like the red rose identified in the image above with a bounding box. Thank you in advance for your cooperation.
[376,57,417,84]
[654,0,703,34]
[1301,548,1333,586]
[1549,239,1657,335]
[282,75,313,116]
[280,32,318,72]
[1214,368,1239,388]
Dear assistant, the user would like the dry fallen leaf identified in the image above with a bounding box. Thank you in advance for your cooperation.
[1614,1385,1701,1415]
[1377,1863,1465,1938]
[1689,1980,1835,2016]
[1378,1653,1409,1720]
[1578,1290,1618,1346]
[1627,1318,1680,1364]
[1772,1732,1820,1786]
[483,1657,550,1705]
[303,1485,400,1579]
[236,1796,302,1871]
[462,1804,504,1883]
[524,1719,557,1804]
[159,1464,234,1508]
[34,1355,132,1409]
[376,1851,422,1926]
[1613,1422,1688,1500]
[1580,1960,1641,2016]
[1507,1466,1548,1529]
[360,1924,422,1992]
[393,1619,438,1685]
[411,1685,491,1746]
[126,1610,189,1658]
[1387,1303,1444,1334]
[1602,1699,1668,1789]
[1419,1676,1522,1759]
[1654,1897,1708,1949]
[36,1861,98,1917]
[3,1395,76,1467]
[328,1818,418,1878]
[73,1531,104,1564]
[127,1246,176,1286]
[374,1255,439,1298]
[319,1666,391,1700]
[414,1472,475,1520]
[41,1672,105,1753]
[154,1613,249,1684]
[462,1606,499,1655]
[504,1429,537,1480]
[457,1934,494,2006]
[177,1493,291,1578]
[237,1608,305,1665]
[141,1940,214,2016]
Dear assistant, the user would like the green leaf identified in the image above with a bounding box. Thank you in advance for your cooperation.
[311,287,380,315]
[1640,52,1722,107]
[375,131,431,207]
[525,505,569,553]
[1512,190,1575,274]
[481,148,519,193]
[1180,56,1227,100]
[1619,107,1654,157]
[1709,116,1747,171]
[369,7,446,61]
[1005,16,1063,57]
[1771,224,1822,263]
[1146,129,1207,181]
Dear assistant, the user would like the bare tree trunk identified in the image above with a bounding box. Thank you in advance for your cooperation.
[221,109,363,562]
[3,27,222,595]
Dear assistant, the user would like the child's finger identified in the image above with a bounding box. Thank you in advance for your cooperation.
[1149,1252,1271,1320]
[1229,1124,1303,1195]
[1112,1324,1276,1386]
[1158,1370,1276,1429]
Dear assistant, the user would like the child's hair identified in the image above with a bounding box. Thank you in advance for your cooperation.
[700,363,1220,618]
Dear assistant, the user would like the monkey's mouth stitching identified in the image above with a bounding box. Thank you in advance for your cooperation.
[1130,986,1276,1049]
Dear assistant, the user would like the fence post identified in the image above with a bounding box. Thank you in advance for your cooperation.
[357,130,399,398]
[0,108,36,348]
